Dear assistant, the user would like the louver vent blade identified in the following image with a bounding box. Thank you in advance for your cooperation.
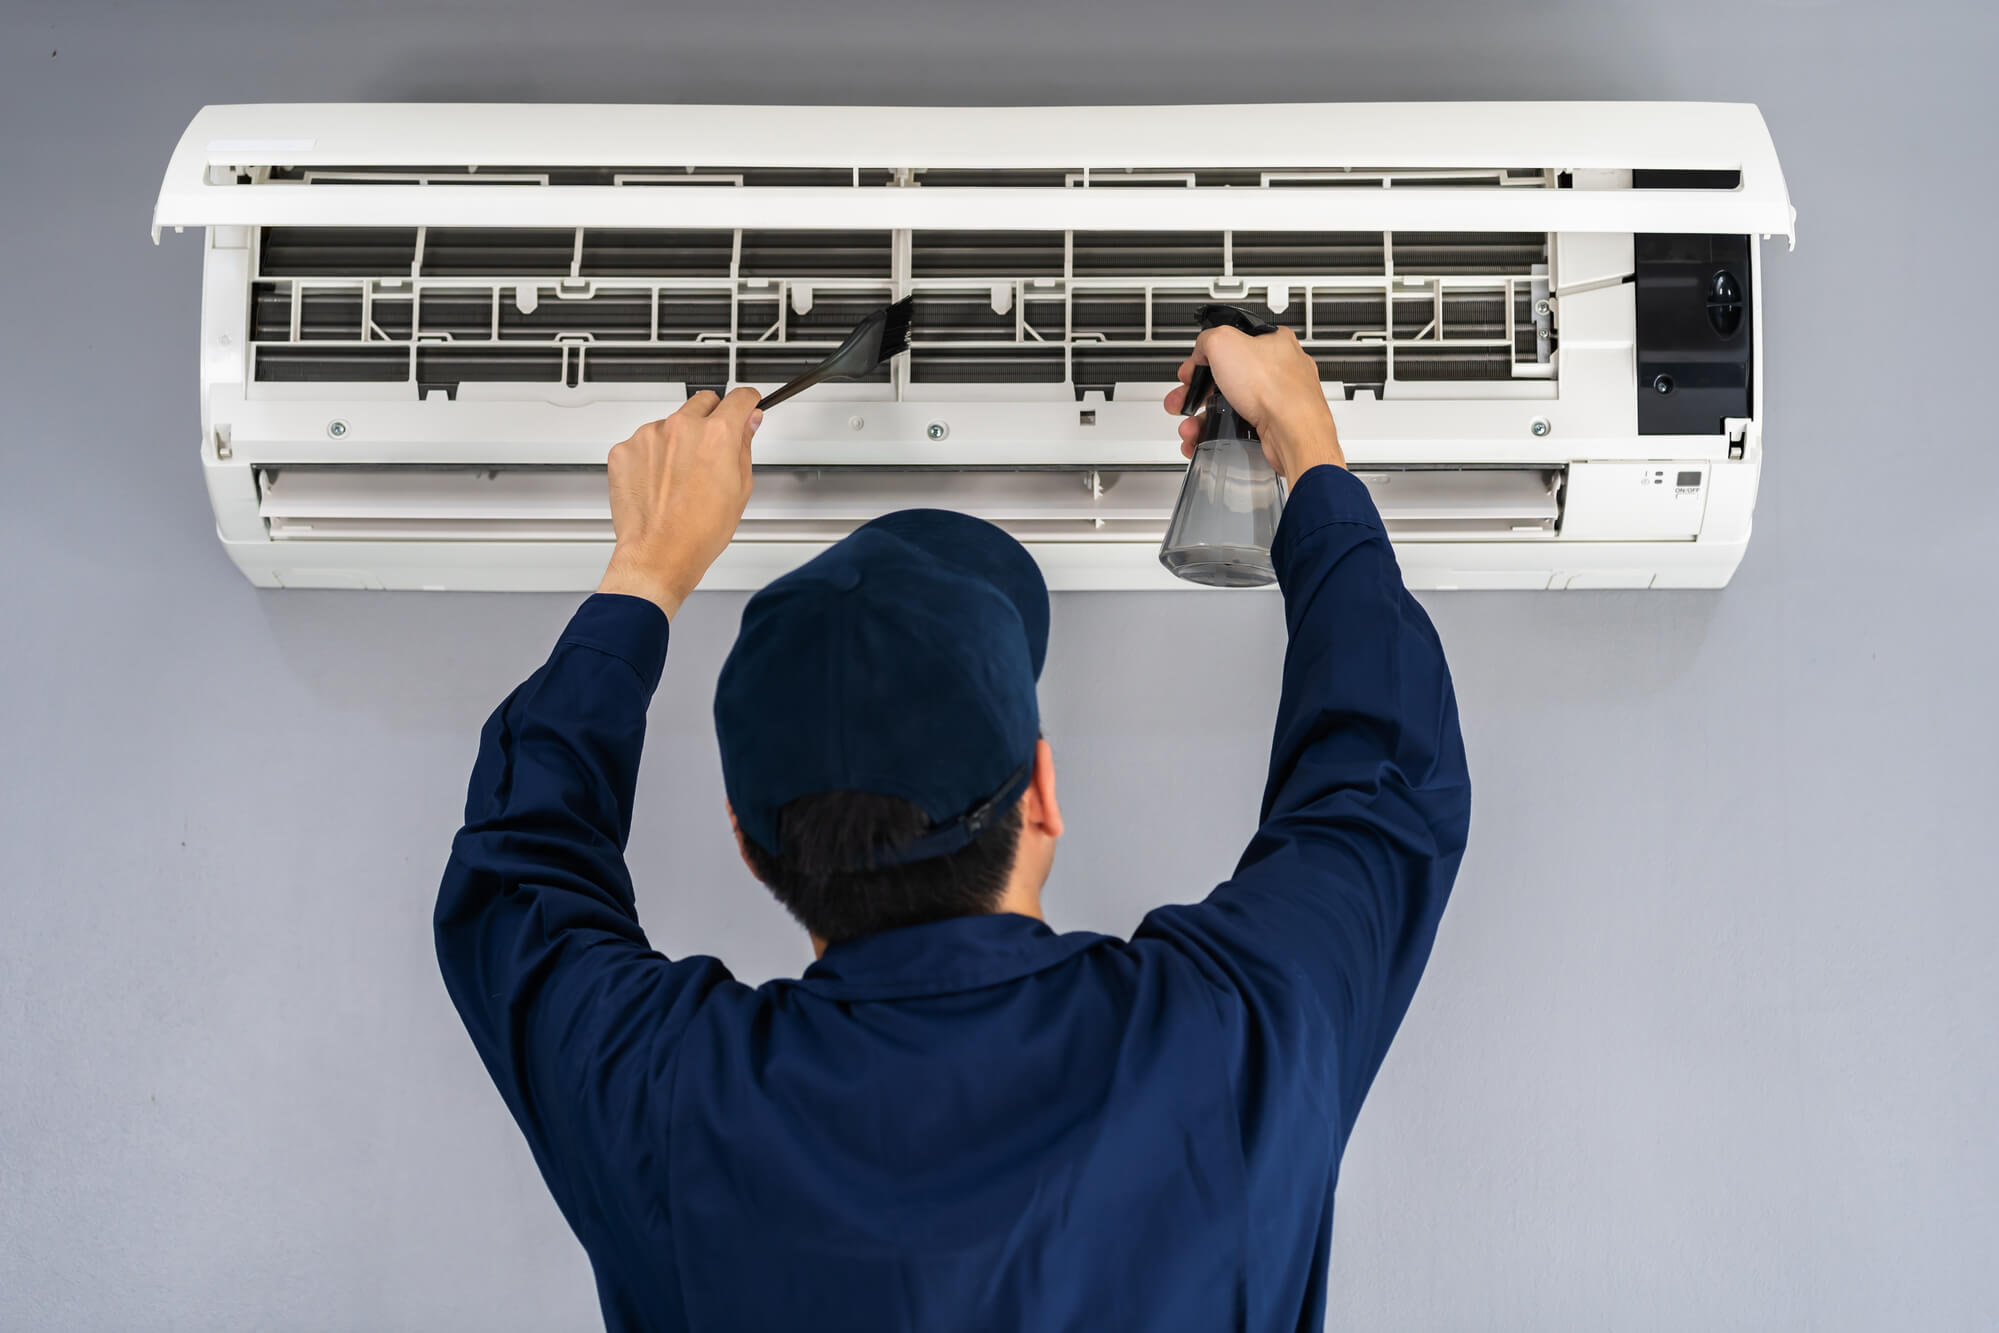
[258,466,1563,543]
[1231,233,1384,273]
[264,165,905,187]
[256,347,407,381]
[1071,232,1226,276]
[581,229,734,276]
[260,227,417,276]
[1391,232,1547,274]
[912,232,1066,277]
[256,164,1552,190]
[422,229,574,276]
[740,231,891,277]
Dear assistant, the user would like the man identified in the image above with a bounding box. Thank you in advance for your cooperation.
[436,325,1471,1332]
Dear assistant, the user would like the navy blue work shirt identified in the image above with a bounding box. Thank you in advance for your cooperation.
[436,463,1471,1332]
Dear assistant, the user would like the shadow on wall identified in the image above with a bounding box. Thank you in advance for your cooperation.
[1426,588,1726,717]
[1043,591,1289,739]
[252,584,1296,740]
[254,588,590,734]
[249,579,1725,743]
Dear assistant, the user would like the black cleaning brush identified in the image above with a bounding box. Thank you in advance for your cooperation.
[754,297,914,410]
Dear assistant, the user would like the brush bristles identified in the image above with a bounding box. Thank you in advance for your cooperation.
[877,296,915,361]
[757,297,918,409]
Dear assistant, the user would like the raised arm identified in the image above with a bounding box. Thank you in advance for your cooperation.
[1139,329,1471,1135]
[434,389,762,1239]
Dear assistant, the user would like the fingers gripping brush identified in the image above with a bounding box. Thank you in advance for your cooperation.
[754,297,915,410]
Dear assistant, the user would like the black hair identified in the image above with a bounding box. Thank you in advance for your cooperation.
[742,791,1024,946]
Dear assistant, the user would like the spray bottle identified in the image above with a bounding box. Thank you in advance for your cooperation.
[1158,304,1286,587]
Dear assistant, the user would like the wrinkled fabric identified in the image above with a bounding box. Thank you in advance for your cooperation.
[436,464,1471,1333]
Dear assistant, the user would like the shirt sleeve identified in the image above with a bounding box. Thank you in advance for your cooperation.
[1136,464,1472,1138]
[434,592,734,1252]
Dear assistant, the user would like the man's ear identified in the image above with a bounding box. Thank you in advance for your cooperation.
[727,802,765,883]
[1022,737,1063,840]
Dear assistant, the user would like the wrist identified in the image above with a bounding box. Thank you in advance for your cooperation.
[598,545,697,619]
[1264,409,1345,485]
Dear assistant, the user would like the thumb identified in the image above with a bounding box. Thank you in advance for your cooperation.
[741,410,762,481]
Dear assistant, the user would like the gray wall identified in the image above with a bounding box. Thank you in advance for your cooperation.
[3,1,1995,1328]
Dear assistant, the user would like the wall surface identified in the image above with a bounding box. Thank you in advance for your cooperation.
[3,2,1996,1329]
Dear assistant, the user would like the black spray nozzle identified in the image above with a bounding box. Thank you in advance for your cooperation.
[1196,302,1281,337]
[1183,303,1282,426]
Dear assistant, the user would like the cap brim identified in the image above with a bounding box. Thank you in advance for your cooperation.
[856,509,1050,678]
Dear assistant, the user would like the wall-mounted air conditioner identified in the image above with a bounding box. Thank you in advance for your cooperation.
[154,102,1793,591]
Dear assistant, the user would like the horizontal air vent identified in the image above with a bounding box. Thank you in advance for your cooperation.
[256,465,1562,544]
[258,165,1555,190]
[246,225,1552,399]
[265,165,906,188]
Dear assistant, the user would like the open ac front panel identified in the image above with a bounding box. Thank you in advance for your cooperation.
[154,102,1794,591]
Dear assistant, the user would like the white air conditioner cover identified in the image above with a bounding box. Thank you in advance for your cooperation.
[156,101,1791,591]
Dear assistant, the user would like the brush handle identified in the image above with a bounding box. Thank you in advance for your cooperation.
[753,363,832,411]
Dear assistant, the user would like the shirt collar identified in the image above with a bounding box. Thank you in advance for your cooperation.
[791,912,1109,1001]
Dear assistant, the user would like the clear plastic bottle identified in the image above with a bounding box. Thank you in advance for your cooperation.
[1158,305,1287,587]
[1158,432,1284,587]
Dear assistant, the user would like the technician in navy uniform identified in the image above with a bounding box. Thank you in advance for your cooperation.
[436,325,1470,1332]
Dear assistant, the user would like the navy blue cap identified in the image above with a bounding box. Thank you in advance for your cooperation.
[714,509,1049,866]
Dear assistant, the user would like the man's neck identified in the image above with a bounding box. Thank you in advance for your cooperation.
[809,896,1046,960]
[994,882,1045,925]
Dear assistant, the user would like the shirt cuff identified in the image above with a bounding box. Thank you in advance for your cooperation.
[557,593,672,693]
[1274,464,1386,555]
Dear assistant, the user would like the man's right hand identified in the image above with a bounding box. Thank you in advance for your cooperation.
[596,387,763,619]
[1164,326,1345,485]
